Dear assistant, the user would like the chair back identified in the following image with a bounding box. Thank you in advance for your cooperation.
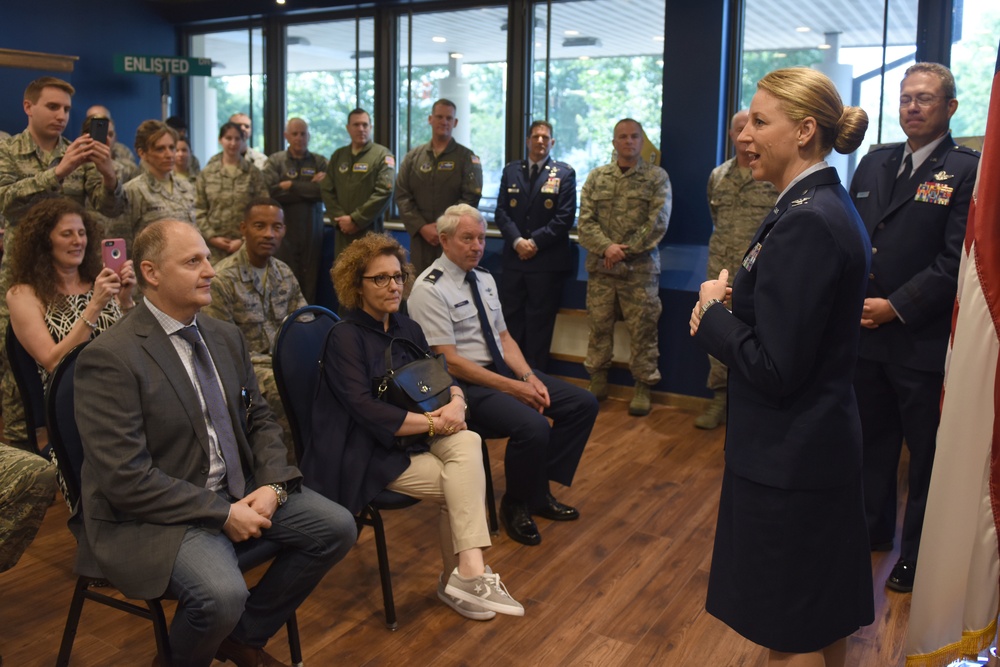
[5,322,46,451]
[44,342,87,511]
[272,305,339,463]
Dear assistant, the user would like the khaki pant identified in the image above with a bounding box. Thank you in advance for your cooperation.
[387,430,490,573]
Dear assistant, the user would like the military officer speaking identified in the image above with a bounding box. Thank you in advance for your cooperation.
[494,120,577,372]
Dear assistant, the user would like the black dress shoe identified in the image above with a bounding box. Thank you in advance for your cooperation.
[532,493,580,521]
[886,558,916,593]
[500,496,541,546]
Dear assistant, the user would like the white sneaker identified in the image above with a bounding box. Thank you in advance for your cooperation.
[444,566,525,617]
[437,574,496,621]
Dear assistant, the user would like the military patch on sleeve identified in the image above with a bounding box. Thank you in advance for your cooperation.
[424,269,444,284]
[385,155,396,168]
[471,155,481,165]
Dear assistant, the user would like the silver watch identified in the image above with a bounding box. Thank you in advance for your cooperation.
[268,483,288,506]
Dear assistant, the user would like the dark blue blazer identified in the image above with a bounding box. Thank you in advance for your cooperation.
[696,167,871,490]
[849,136,979,372]
[494,156,576,273]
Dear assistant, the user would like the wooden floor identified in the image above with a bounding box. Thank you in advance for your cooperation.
[0,398,915,666]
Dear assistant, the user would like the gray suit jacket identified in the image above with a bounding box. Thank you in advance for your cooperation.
[75,301,299,599]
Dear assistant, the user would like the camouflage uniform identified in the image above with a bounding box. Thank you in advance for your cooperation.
[122,170,197,250]
[195,154,269,264]
[321,141,395,262]
[88,154,140,245]
[112,141,137,166]
[704,157,776,389]
[577,158,671,385]
[201,246,307,464]
[0,444,56,572]
[395,139,482,276]
[263,149,329,302]
[0,129,125,446]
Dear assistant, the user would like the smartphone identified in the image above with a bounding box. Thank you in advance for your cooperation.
[102,238,127,275]
[89,117,109,145]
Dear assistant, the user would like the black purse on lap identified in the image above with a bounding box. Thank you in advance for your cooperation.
[373,337,453,449]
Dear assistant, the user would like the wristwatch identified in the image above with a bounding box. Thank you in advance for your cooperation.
[268,483,288,506]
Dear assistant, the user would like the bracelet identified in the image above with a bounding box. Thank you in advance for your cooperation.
[700,298,723,318]
[521,370,535,382]
[451,393,467,408]
[424,412,435,437]
[80,316,98,331]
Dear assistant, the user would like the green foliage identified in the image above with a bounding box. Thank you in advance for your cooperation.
[286,70,375,158]
[949,10,1000,139]
[739,49,824,109]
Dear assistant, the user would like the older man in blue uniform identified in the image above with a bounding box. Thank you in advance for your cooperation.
[849,62,979,593]
[494,120,576,372]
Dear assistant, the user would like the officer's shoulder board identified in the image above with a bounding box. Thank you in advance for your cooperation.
[423,269,444,284]
[866,142,903,156]
[951,144,981,161]
[472,265,491,274]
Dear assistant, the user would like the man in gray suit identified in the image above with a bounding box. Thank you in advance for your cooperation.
[75,220,356,667]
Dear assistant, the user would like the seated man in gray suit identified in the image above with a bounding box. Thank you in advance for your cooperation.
[75,219,356,667]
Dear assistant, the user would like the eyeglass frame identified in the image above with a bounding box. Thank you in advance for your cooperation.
[899,93,951,108]
[362,272,408,287]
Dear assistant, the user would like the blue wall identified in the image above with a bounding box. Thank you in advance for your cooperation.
[0,0,177,150]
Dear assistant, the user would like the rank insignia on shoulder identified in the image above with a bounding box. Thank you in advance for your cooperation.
[933,170,953,181]
[473,266,490,274]
[790,197,811,207]
[424,269,444,284]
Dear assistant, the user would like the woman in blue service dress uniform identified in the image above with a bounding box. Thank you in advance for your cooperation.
[689,67,875,667]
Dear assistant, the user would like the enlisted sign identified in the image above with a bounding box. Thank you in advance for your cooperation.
[114,55,212,76]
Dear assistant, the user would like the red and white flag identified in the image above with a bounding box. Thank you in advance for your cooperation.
[906,47,1000,667]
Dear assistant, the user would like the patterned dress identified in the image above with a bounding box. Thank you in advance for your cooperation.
[40,290,121,510]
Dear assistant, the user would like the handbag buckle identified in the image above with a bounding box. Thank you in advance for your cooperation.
[419,381,429,394]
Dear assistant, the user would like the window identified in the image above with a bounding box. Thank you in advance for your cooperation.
[189,28,265,166]
[397,6,509,216]
[285,17,376,158]
[741,0,918,179]
[950,0,998,141]
[530,0,665,189]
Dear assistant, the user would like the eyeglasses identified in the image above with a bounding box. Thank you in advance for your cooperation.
[362,273,407,287]
[899,93,949,108]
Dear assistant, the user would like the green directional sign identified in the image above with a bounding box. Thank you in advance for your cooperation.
[115,55,212,76]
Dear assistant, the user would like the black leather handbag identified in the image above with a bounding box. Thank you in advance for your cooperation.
[373,337,453,448]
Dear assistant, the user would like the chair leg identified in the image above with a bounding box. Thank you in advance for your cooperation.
[147,599,171,663]
[286,611,303,667]
[481,437,499,535]
[365,505,398,630]
[56,576,90,667]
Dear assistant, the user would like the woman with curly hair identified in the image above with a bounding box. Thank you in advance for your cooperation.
[302,232,524,621]
[7,197,135,385]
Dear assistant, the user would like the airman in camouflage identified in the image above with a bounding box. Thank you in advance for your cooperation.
[195,152,269,264]
[122,170,197,250]
[0,444,56,572]
[322,109,395,264]
[0,77,124,447]
[577,119,671,416]
[395,99,482,276]
[696,111,776,429]
[201,200,306,464]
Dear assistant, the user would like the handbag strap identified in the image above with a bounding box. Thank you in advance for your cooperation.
[381,336,433,376]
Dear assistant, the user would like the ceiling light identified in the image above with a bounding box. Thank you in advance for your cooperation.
[817,43,831,49]
[796,26,811,32]
[653,36,664,42]
[774,52,787,58]
[564,30,580,36]
[432,36,447,43]
[578,55,590,61]
[450,52,463,59]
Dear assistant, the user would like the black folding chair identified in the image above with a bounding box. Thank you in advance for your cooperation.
[47,343,304,666]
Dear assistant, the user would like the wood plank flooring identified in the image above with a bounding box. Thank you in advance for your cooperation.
[0,398,913,666]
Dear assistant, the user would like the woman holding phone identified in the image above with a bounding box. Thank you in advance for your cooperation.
[7,197,135,386]
[690,67,873,666]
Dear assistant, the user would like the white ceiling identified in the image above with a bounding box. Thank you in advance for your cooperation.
[192,0,921,75]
